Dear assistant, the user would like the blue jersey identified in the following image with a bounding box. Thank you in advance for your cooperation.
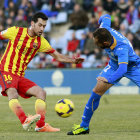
[99,14,140,71]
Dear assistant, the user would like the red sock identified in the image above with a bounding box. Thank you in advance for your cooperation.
[35,99,46,127]
[9,99,27,124]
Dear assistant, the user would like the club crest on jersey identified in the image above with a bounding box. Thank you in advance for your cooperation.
[7,81,12,84]
[33,42,38,49]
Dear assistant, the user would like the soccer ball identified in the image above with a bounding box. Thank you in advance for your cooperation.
[55,99,74,118]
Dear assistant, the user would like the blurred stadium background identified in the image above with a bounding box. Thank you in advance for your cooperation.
[0,0,140,69]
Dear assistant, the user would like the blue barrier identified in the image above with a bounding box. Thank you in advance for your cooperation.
[25,69,101,94]
[25,69,140,95]
[0,69,139,95]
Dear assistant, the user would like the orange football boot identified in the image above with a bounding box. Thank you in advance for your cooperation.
[22,114,41,131]
[35,123,60,132]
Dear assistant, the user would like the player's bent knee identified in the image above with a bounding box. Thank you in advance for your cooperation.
[93,80,112,95]
[93,88,105,95]
[42,90,46,98]
[6,88,19,100]
[37,89,46,100]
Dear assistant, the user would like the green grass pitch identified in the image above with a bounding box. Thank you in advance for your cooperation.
[0,94,140,140]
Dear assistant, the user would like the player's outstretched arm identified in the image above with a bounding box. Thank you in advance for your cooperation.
[108,63,128,84]
[49,50,84,64]
[0,26,16,40]
[97,63,128,84]
[98,14,111,28]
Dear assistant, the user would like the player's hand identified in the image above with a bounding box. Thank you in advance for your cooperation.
[96,77,108,83]
[74,57,84,64]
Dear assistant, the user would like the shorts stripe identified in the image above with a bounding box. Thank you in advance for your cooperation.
[0,72,6,89]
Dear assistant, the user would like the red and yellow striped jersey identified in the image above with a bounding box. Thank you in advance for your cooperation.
[0,26,55,77]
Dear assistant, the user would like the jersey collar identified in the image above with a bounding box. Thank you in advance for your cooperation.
[110,36,117,50]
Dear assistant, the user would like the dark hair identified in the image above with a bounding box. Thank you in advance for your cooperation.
[93,28,112,43]
[31,12,48,23]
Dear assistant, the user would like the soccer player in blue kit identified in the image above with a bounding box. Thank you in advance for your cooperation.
[67,14,140,135]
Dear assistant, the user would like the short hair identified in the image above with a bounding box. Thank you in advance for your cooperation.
[31,12,48,23]
[93,28,112,43]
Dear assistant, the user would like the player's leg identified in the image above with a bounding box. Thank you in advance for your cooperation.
[0,72,41,131]
[26,86,46,127]
[26,86,60,132]
[0,71,28,127]
[6,88,40,130]
[67,64,117,135]
[67,80,113,135]
[80,64,121,130]
[80,80,113,128]
[6,88,27,125]
[18,77,60,132]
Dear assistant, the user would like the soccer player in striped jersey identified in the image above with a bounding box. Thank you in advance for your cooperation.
[0,12,84,132]
[67,14,140,135]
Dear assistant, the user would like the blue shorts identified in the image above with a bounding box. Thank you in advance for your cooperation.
[98,64,140,87]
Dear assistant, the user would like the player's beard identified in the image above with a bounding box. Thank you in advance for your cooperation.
[34,31,41,37]
[36,31,43,36]
[38,32,43,36]
[33,25,42,36]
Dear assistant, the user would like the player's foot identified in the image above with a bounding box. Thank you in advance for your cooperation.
[22,114,41,131]
[35,123,60,132]
[67,124,89,135]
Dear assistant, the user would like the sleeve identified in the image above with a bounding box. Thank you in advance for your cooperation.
[0,26,17,40]
[98,14,111,28]
[107,63,128,84]
[115,46,128,65]
[38,37,55,53]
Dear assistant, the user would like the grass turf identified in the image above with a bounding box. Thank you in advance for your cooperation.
[0,94,140,140]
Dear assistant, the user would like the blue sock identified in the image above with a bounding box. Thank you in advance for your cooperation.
[80,91,101,127]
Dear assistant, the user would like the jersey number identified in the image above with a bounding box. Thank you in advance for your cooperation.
[104,65,111,72]
[3,75,12,81]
